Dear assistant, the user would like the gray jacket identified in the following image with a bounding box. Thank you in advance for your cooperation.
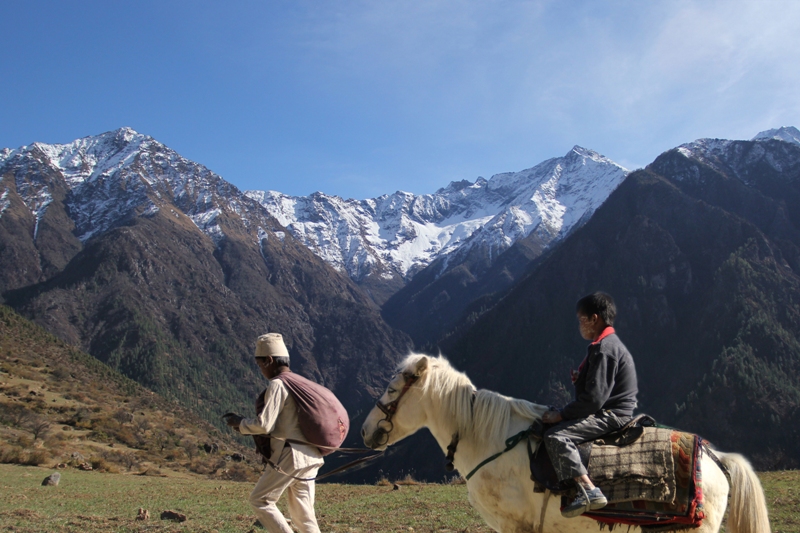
[561,331,638,420]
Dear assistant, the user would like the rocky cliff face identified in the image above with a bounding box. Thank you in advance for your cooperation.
[441,131,800,470]
[0,128,412,423]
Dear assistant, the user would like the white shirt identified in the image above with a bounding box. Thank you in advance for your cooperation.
[239,377,324,469]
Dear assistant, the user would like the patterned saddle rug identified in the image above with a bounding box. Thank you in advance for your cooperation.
[529,422,705,532]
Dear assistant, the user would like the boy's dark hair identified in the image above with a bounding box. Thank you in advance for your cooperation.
[576,292,616,326]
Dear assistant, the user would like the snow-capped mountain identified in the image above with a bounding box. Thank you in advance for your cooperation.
[0,127,412,421]
[0,127,270,246]
[247,146,630,287]
[753,126,800,145]
[671,127,800,186]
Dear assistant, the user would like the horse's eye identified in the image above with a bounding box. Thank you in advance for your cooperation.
[387,388,396,395]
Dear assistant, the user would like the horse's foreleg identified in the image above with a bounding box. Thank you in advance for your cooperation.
[467,490,503,532]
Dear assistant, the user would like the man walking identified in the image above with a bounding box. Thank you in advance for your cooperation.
[225,333,324,533]
[541,292,639,518]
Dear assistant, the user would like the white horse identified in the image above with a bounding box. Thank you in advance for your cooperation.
[362,354,771,533]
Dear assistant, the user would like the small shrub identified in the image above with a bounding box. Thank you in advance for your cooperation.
[0,445,23,464]
[189,457,224,476]
[165,449,185,461]
[64,391,87,402]
[102,450,140,471]
[90,456,119,473]
[23,449,50,466]
[110,427,138,447]
[51,367,71,380]
[219,462,259,483]
[0,445,49,466]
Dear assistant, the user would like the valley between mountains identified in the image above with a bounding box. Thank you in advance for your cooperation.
[2,126,800,480]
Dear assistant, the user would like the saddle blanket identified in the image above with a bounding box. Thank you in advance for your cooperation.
[590,427,676,503]
[579,429,705,532]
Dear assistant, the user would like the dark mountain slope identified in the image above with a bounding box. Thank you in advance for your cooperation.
[442,152,800,469]
[651,139,800,271]
[0,130,412,431]
[0,148,82,292]
[382,229,552,348]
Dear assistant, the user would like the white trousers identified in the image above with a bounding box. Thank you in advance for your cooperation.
[249,446,322,533]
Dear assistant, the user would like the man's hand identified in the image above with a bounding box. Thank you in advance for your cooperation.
[542,410,563,424]
[222,412,244,433]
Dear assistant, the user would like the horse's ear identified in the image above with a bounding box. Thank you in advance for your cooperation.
[414,356,429,376]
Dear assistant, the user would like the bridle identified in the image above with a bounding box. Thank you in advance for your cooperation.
[371,371,419,447]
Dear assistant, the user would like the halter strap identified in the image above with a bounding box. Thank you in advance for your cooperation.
[375,373,419,417]
[369,372,420,448]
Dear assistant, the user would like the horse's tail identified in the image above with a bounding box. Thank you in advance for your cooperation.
[719,452,770,533]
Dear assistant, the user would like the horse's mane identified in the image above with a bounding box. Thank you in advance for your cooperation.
[398,353,548,447]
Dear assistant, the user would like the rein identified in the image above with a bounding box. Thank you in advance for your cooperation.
[465,426,533,481]
[263,436,384,482]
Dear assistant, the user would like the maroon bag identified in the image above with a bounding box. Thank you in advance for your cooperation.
[263,372,349,456]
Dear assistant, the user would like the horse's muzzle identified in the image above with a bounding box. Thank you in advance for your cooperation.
[362,424,390,450]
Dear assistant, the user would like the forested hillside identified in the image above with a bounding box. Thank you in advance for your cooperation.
[441,137,800,470]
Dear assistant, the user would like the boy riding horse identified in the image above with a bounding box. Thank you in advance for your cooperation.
[541,292,639,518]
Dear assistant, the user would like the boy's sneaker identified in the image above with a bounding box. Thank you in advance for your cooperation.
[561,486,608,518]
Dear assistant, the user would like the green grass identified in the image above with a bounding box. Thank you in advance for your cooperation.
[759,470,800,533]
[1,464,797,532]
[0,464,491,532]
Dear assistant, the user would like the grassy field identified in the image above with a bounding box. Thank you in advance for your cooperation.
[759,470,800,533]
[0,464,492,532]
[0,464,797,532]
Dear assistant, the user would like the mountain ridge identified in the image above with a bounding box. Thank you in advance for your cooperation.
[247,146,629,305]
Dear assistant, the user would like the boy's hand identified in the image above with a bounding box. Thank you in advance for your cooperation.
[542,410,563,424]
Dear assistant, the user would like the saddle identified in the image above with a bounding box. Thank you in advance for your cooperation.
[528,415,706,532]
[528,413,656,493]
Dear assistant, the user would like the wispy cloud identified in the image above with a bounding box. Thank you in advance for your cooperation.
[2,0,799,196]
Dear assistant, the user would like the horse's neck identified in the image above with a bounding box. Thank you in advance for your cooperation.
[422,386,542,475]
[424,407,514,477]
[423,404,478,475]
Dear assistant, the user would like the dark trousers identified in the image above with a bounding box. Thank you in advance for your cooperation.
[544,411,630,482]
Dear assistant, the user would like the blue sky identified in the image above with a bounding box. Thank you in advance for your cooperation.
[2,1,799,199]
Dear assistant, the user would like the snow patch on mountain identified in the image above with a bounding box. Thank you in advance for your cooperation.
[247,146,629,282]
[753,126,800,145]
[0,189,10,218]
[0,128,253,245]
